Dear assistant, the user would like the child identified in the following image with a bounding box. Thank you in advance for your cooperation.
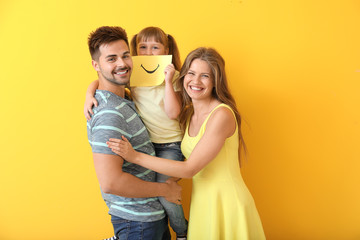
[84,27,188,240]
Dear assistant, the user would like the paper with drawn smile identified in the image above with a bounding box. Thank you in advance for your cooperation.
[130,55,172,87]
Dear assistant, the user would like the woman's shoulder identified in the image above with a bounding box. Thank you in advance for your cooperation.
[209,104,235,123]
[205,103,236,136]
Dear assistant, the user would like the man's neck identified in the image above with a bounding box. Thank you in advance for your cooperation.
[98,80,125,98]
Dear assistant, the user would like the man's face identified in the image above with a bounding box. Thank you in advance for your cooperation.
[92,40,133,86]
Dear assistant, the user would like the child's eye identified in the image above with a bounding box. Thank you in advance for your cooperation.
[139,46,146,49]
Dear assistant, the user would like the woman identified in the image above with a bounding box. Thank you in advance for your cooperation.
[107,47,266,239]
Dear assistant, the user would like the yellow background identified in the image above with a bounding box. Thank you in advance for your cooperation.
[1,0,359,239]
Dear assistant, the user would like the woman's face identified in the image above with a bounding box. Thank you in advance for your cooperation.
[183,59,214,101]
[137,37,168,56]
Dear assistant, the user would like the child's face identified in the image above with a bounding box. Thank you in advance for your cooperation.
[137,37,169,56]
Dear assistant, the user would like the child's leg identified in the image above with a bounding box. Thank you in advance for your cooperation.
[153,142,188,237]
[110,214,170,240]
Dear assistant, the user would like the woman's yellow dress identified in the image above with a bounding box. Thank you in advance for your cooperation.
[181,104,266,240]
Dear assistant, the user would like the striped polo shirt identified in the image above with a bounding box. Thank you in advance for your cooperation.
[87,90,165,222]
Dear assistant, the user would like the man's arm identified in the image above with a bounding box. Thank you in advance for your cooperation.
[93,152,182,203]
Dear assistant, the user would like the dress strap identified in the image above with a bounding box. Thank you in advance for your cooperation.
[186,103,237,138]
[203,103,235,126]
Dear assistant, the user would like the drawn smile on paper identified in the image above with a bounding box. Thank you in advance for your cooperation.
[140,64,160,74]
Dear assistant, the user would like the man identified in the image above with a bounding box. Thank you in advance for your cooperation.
[86,26,181,240]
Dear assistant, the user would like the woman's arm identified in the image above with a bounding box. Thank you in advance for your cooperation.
[93,153,182,204]
[163,64,181,119]
[84,80,99,120]
[107,107,236,178]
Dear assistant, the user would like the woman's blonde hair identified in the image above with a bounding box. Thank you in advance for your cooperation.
[177,47,246,160]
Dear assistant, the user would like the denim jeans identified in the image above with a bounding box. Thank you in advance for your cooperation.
[111,215,171,240]
[153,142,188,237]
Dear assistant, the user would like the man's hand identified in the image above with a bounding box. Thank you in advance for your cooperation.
[164,177,182,205]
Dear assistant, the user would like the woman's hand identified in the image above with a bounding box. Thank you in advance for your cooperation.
[84,95,98,120]
[107,136,137,162]
[164,64,175,84]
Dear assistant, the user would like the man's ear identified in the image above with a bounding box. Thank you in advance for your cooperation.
[92,60,100,71]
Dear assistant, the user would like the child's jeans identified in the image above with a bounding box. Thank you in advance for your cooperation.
[153,141,188,237]
[111,214,171,240]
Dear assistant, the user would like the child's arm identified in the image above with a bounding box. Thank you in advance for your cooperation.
[84,80,99,120]
[164,64,181,120]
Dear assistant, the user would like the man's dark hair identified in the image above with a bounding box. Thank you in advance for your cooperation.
[88,26,129,60]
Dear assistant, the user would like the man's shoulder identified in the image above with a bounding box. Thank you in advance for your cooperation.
[93,90,134,113]
[94,90,123,106]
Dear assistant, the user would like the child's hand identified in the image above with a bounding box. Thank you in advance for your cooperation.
[84,95,98,120]
[164,64,175,84]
